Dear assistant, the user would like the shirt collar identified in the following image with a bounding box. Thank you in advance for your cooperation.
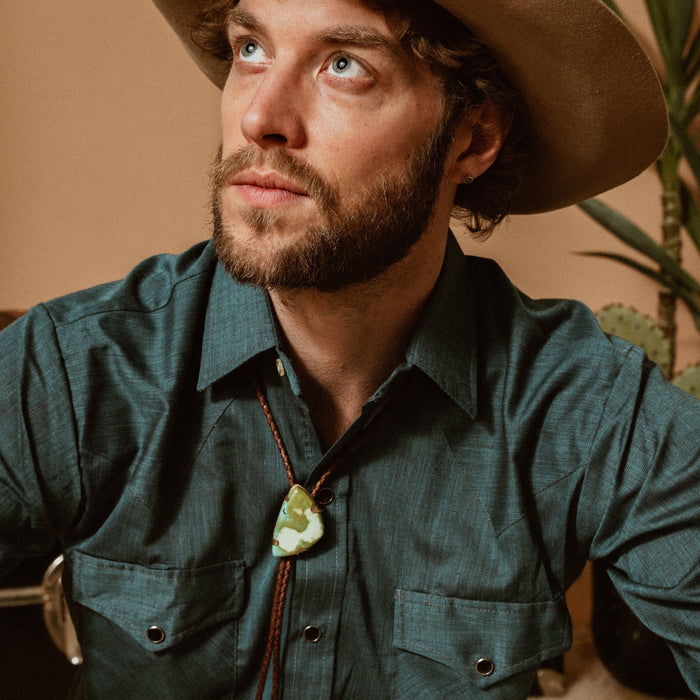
[197,234,479,416]
[197,259,278,391]
[405,233,478,417]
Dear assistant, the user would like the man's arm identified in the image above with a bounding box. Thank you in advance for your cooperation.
[580,346,700,693]
[0,306,82,579]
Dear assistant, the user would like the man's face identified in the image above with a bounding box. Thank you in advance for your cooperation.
[213,0,455,291]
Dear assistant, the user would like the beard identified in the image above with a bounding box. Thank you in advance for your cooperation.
[210,118,457,292]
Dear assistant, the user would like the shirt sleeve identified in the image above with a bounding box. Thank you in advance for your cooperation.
[581,342,700,693]
[0,304,82,579]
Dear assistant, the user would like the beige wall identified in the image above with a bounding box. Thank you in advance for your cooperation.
[1,1,220,307]
[2,1,700,370]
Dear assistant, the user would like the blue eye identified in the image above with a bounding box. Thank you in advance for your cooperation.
[327,54,366,78]
[332,56,350,73]
[238,40,264,62]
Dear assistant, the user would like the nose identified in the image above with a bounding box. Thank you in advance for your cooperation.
[239,67,306,149]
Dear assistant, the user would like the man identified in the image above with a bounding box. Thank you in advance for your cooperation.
[0,0,697,698]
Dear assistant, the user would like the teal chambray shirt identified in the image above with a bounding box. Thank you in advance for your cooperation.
[1,235,699,698]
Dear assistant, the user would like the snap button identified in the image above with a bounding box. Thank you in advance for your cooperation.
[275,358,285,377]
[316,487,334,506]
[302,625,322,643]
[475,658,495,676]
[146,625,166,644]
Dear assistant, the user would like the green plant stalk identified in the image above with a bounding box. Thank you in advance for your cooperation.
[658,140,682,373]
[578,3,700,377]
[656,0,688,375]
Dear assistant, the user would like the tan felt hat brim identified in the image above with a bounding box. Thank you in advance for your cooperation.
[152,0,669,214]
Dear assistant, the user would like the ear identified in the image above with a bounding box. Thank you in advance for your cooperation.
[445,103,508,184]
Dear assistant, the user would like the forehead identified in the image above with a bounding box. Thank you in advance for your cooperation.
[228,0,408,52]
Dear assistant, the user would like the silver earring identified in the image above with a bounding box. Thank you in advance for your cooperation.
[463,175,474,185]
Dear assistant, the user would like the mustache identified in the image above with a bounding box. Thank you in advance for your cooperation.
[210,145,339,215]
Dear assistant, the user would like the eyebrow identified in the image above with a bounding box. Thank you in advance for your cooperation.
[317,27,400,52]
[226,6,264,33]
[226,8,400,54]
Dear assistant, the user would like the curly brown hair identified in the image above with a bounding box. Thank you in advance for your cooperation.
[192,0,531,236]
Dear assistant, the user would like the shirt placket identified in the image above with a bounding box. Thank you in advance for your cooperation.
[261,352,407,698]
[281,471,348,699]
[259,351,349,698]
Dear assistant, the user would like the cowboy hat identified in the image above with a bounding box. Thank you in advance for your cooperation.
[151,0,668,214]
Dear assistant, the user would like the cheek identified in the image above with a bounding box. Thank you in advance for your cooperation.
[325,128,422,185]
[220,112,236,151]
[220,88,247,150]
[324,94,439,163]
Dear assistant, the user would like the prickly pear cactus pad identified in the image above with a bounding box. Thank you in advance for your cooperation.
[596,305,672,378]
[673,364,700,400]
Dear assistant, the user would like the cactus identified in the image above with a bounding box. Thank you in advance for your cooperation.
[580,0,700,378]
[596,305,672,378]
[596,303,700,400]
[673,363,700,400]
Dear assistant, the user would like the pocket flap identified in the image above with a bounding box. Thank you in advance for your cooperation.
[67,550,245,652]
[394,589,571,690]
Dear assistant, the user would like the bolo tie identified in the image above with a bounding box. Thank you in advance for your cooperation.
[250,368,392,700]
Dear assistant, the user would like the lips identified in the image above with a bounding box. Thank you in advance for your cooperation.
[230,170,309,207]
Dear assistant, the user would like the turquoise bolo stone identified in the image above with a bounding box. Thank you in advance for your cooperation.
[272,485,324,557]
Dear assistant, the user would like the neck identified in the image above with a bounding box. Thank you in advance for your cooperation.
[269,227,449,448]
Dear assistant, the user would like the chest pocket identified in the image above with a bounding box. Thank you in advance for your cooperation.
[65,549,245,653]
[393,589,571,697]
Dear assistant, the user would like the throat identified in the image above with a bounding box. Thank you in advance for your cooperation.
[304,381,372,451]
